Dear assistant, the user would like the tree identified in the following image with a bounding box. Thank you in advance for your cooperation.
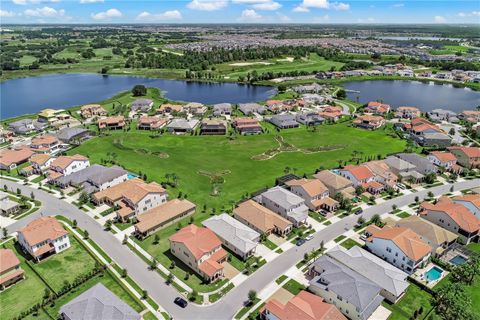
[391,204,398,213]
[415,196,419,204]
[278,84,287,93]
[30,191,35,200]
[304,252,310,262]
[170,261,176,269]
[142,290,148,299]
[122,235,128,245]
[78,191,89,205]
[427,191,434,199]
[433,283,473,320]
[83,230,89,240]
[121,268,128,278]
[425,173,436,185]
[357,216,365,225]
[2,228,7,239]
[452,255,479,285]
[104,219,112,231]
[150,258,157,270]
[72,219,77,229]
[336,89,347,99]
[132,84,147,97]
[16,188,21,195]
[166,272,174,284]
[449,128,455,135]
[355,185,365,196]
[189,290,198,301]
[153,234,160,244]
[248,290,257,304]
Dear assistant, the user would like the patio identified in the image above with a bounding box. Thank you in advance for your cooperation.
[439,243,473,267]
[411,262,449,289]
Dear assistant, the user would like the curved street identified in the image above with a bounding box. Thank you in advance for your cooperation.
[3,178,480,320]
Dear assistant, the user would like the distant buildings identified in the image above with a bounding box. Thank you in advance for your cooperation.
[166,119,199,133]
[80,104,107,119]
[137,116,168,130]
[394,106,421,119]
[131,99,154,113]
[239,103,266,115]
[0,191,20,216]
[213,103,232,117]
[98,116,126,130]
[364,101,390,115]
[353,115,385,130]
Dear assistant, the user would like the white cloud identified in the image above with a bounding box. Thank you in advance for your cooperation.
[24,6,65,17]
[137,10,182,20]
[13,0,60,4]
[392,3,404,7]
[91,8,122,20]
[458,11,480,17]
[294,0,350,13]
[80,0,104,3]
[434,15,446,23]
[187,0,228,11]
[238,9,262,21]
[0,10,17,17]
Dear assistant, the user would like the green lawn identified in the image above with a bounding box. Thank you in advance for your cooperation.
[334,235,346,243]
[340,238,361,250]
[34,236,97,292]
[385,282,437,320]
[282,279,305,295]
[396,212,411,219]
[466,243,480,254]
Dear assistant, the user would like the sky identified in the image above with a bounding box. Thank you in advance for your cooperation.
[0,0,479,25]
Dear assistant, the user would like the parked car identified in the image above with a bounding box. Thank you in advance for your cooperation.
[174,297,188,308]
[397,183,406,190]
[305,235,314,241]
[355,209,363,215]
[319,209,329,216]
[296,239,306,246]
[360,234,367,241]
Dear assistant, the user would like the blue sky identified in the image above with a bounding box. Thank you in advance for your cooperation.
[0,0,479,24]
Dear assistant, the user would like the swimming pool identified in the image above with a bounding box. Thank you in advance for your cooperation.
[449,255,467,266]
[127,173,137,179]
[425,266,443,282]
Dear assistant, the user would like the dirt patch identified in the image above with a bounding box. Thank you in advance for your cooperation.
[197,170,232,197]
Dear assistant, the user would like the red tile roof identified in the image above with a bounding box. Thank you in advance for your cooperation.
[429,151,457,163]
[343,165,374,181]
[169,225,222,260]
[18,217,68,247]
[421,197,479,233]
[0,249,20,273]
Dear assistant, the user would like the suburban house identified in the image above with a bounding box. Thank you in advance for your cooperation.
[233,200,292,237]
[384,156,424,183]
[459,110,480,123]
[200,119,227,135]
[302,93,325,105]
[169,225,228,282]
[394,106,421,119]
[327,246,409,303]
[54,164,128,193]
[260,290,346,320]
[452,194,480,218]
[364,101,390,115]
[0,128,14,144]
[166,119,199,133]
[265,100,292,113]
[309,255,384,320]
[0,249,25,290]
[364,225,432,274]
[185,102,207,116]
[353,115,385,130]
[0,148,35,170]
[427,151,461,172]
[448,146,480,169]
[317,105,343,122]
[98,116,126,130]
[285,178,338,213]
[419,197,479,244]
[313,170,355,200]
[213,103,232,116]
[257,187,309,226]
[0,191,20,216]
[17,217,70,262]
[239,103,266,115]
[60,283,141,320]
[135,199,196,238]
[203,213,260,260]
[267,114,299,129]
[137,115,169,130]
[338,165,375,188]
[93,178,167,222]
[30,135,62,154]
[427,109,459,123]
[130,99,154,113]
[364,160,398,189]
[293,83,323,93]
[37,109,80,129]
[394,216,458,255]
[47,154,90,182]
[56,127,93,145]
[157,104,184,114]
[80,104,107,119]
[408,118,451,147]
[295,112,325,126]
[37,108,66,123]
[8,119,46,135]
[25,153,53,175]
[232,118,263,135]
[396,153,438,175]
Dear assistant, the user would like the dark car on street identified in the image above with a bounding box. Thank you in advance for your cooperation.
[174,297,188,308]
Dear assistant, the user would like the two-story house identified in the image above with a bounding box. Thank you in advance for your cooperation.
[448,146,480,169]
[0,249,25,290]
[338,165,375,188]
[30,135,62,155]
[169,225,227,282]
[47,154,90,182]
[452,194,480,218]
[17,217,70,262]
[285,178,338,214]
[427,151,460,172]
[257,186,308,226]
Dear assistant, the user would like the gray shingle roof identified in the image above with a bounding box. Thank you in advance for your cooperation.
[202,213,259,254]
[396,153,437,174]
[261,187,308,223]
[167,119,199,130]
[131,99,153,112]
[55,164,127,193]
[327,246,409,300]
[239,103,266,115]
[384,156,416,172]
[268,114,298,128]
[310,256,383,320]
[60,283,141,320]
[56,127,92,143]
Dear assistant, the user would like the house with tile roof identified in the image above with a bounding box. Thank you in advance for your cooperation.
[47,154,90,182]
[261,290,346,320]
[453,194,480,218]
[327,246,409,303]
[60,283,141,320]
[200,119,227,135]
[30,134,62,155]
[420,197,479,244]
[394,216,458,255]
[17,217,70,262]
[232,118,263,135]
[448,146,480,169]
[184,102,207,116]
[80,104,107,119]
[364,160,398,189]
[130,99,154,113]
[427,151,460,172]
[233,200,292,237]
[203,213,260,260]
[313,170,355,200]
[0,248,24,290]
[256,187,308,227]
[55,164,128,193]
[384,156,425,184]
[353,115,385,130]
[338,165,375,188]
[0,148,35,170]
[134,199,196,238]
[317,105,343,122]
[364,101,390,115]
[157,104,185,114]
[459,110,480,123]
[24,154,52,175]
[137,115,169,130]
[169,225,227,282]
[166,118,199,133]
[364,225,432,274]
[309,256,384,320]
[394,106,421,119]
[98,116,126,130]
[56,127,93,145]
[93,178,167,222]
[396,153,437,175]
[285,178,338,213]
[213,103,232,117]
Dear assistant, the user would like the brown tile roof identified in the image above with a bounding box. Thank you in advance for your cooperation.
[138,116,168,128]
[157,104,184,113]
[262,291,346,320]
[420,198,479,233]
[395,216,458,247]
[397,106,420,112]
[169,225,222,260]
[0,249,21,273]
[18,217,68,247]
[31,135,58,146]
[198,248,227,277]
[313,170,352,190]
[448,146,480,158]
[0,269,24,286]
[311,197,338,208]
[343,165,374,181]
[362,180,384,190]
[233,200,292,233]
[429,151,457,163]
[354,115,385,122]
[98,116,125,128]
[0,148,35,167]
[50,154,88,170]
[93,178,165,205]
[233,118,260,126]
[29,153,51,166]
[135,199,196,233]
[285,178,328,197]
[366,225,432,261]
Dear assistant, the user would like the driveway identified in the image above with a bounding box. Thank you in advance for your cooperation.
[3,178,479,320]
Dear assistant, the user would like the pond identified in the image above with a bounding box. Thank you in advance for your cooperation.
[342,80,480,112]
[0,73,275,119]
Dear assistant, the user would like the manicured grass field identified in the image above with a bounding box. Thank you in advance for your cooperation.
[340,238,361,250]
[385,282,438,320]
[282,279,305,295]
[466,242,480,254]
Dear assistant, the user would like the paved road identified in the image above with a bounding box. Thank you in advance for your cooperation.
[3,179,479,320]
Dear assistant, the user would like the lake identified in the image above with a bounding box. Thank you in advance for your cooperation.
[343,80,480,112]
[0,73,275,119]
